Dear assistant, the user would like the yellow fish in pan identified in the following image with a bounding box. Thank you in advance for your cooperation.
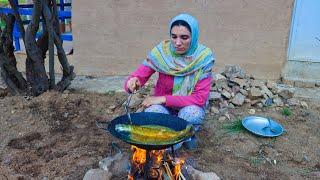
[115,124,194,144]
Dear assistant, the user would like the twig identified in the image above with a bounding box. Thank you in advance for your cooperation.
[163,162,174,180]
[179,172,186,180]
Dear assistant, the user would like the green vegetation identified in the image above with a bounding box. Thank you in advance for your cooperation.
[281,107,292,117]
[222,118,245,134]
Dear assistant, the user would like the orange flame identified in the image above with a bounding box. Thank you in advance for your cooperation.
[128,175,134,180]
[150,149,165,164]
[129,146,184,179]
[131,146,146,164]
[173,158,185,179]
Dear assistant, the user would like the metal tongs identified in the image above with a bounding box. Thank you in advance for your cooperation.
[124,92,134,124]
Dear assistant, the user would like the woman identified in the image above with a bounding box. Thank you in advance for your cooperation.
[124,13,215,149]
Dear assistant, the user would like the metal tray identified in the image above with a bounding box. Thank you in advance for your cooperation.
[242,116,285,137]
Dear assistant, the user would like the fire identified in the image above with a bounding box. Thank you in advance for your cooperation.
[129,145,185,179]
[131,145,146,164]
[173,158,185,179]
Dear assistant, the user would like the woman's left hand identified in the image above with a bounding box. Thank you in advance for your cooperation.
[141,96,166,107]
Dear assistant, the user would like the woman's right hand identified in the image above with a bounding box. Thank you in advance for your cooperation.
[127,77,141,93]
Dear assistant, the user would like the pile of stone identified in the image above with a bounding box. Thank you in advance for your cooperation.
[209,65,296,114]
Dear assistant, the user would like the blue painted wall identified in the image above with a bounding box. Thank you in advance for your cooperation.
[288,0,320,62]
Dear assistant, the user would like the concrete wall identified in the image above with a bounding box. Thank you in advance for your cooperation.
[72,0,294,80]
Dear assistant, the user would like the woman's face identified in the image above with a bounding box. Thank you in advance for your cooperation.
[170,25,191,55]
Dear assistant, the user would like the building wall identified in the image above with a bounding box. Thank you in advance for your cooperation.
[72,0,294,80]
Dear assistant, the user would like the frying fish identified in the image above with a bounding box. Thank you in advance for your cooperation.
[115,124,193,144]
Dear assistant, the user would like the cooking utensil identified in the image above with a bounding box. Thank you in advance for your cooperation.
[242,116,285,137]
[262,118,280,134]
[124,92,134,124]
[96,112,194,150]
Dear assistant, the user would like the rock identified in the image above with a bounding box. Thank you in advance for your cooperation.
[300,101,308,109]
[231,85,241,94]
[244,98,251,103]
[228,103,235,109]
[266,80,277,89]
[257,103,263,108]
[260,85,273,98]
[250,79,265,88]
[83,169,112,180]
[223,65,246,79]
[239,89,248,96]
[218,116,227,122]
[287,98,300,106]
[273,97,284,107]
[185,165,220,180]
[214,80,228,90]
[230,78,247,88]
[248,109,255,114]
[99,152,130,176]
[250,99,261,105]
[209,91,222,101]
[248,87,263,99]
[221,90,232,99]
[231,93,245,106]
[219,100,229,109]
[213,74,227,81]
[210,106,219,114]
[272,84,295,99]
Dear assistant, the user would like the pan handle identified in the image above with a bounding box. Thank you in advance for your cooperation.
[95,120,110,131]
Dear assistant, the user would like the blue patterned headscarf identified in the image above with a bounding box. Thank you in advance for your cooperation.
[143,13,215,95]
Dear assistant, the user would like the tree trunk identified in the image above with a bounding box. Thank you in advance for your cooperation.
[0,0,75,96]
[0,14,26,94]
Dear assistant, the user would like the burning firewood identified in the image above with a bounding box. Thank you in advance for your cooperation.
[129,145,186,180]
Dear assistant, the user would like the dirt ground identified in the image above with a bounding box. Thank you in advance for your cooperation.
[0,90,319,180]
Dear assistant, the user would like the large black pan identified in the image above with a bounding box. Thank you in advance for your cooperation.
[97,112,194,150]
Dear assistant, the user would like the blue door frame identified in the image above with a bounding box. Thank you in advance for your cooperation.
[287,0,320,62]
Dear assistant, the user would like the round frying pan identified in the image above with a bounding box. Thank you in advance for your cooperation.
[97,112,194,150]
